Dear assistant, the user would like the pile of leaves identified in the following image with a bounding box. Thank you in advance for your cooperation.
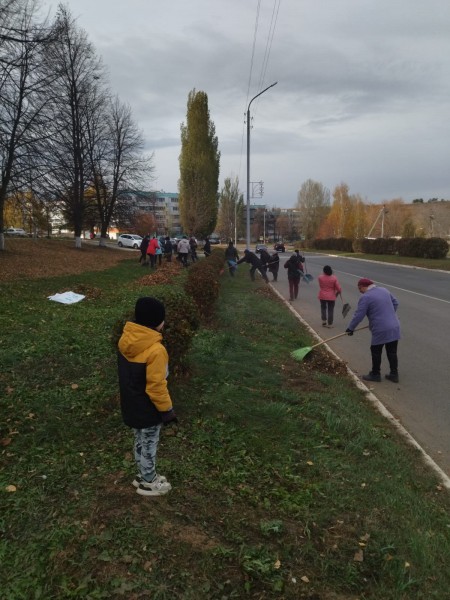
[137,260,183,286]
[0,238,130,281]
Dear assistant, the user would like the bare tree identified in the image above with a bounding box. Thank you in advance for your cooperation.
[0,0,55,250]
[88,97,153,246]
[296,179,330,241]
[37,4,104,248]
[216,176,243,242]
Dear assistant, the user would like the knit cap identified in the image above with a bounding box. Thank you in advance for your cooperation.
[358,278,374,287]
[134,297,165,328]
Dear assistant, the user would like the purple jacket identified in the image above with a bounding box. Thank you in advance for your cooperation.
[348,285,400,345]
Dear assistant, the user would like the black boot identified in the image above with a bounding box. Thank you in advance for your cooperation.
[385,373,399,383]
[362,372,381,382]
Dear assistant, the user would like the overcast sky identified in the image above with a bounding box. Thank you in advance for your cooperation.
[46,0,450,208]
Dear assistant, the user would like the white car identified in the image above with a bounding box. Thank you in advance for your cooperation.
[117,234,143,249]
[4,227,27,236]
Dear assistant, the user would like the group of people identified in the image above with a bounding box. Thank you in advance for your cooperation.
[224,244,281,283]
[229,246,401,387]
[139,234,212,268]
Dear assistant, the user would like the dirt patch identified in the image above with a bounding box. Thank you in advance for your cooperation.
[0,238,131,282]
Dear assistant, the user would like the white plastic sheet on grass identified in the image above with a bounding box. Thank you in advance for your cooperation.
[48,291,85,304]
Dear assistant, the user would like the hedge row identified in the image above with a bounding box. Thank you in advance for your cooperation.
[310,236,448,259]
[112,249,225,375]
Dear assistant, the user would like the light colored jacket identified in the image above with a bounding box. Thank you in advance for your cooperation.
[177,238,190,254]
[348,285,400,345]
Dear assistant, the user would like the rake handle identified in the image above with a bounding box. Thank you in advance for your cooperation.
[310,325,369,350]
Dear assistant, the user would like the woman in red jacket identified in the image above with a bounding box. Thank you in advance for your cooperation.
[318,265,342,328]
[146,236,161,269]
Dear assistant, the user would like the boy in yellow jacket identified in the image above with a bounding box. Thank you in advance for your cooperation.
[118,297,177,496]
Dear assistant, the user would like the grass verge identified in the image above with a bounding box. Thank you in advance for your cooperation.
[1,258,449,599]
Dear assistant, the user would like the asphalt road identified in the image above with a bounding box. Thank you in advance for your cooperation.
[269,253,450,475]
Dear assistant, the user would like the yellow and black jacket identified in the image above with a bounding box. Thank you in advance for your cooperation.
[117,321,172,428]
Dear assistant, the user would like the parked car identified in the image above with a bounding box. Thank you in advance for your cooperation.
[274,243,285,252]
[209,237,221,245]
[255,244,268,254]
[117,234,143,249]
[4,227,27,236]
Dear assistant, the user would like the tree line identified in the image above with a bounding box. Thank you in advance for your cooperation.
[0,0,152,250]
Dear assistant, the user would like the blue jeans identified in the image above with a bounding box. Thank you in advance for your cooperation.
[133,425,161,483]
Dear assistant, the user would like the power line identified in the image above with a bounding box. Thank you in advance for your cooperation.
[239,0,262,182]
[254,0,281,117]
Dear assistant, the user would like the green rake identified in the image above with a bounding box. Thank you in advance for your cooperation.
[291,325,369,361]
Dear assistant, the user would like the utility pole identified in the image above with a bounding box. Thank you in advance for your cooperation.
[246,82,277,249]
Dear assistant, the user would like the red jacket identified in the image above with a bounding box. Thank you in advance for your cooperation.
[318,274,342,301]
[146,238,160,255]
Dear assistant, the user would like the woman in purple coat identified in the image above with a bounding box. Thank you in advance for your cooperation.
[346,278,400,383]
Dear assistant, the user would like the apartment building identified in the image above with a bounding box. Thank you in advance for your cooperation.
[124,190,182,236]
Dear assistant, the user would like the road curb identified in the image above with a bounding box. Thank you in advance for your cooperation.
[318,253,450,275]
[270,283,450,491]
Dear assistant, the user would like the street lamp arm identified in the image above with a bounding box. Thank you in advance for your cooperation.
[246,81,278,249]
[247,81,278,113]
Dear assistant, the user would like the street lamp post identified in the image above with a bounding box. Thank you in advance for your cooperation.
[246,82,277,249]
[263,207,266,242]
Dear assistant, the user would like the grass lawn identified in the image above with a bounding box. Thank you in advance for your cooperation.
[1,244,449,599]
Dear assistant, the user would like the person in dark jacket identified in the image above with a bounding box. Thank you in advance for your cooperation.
[237,249,269,282]
[267,252,280,281]
[259,248,271,267]
[139,234,150,265]
[118,297,177,496]
[163,237,173,261]
[189,236,198,262]
[284,252,303,301]
[224,241,239,276]
[203,237,212,257]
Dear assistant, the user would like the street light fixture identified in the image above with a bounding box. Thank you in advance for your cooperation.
[246,82,277,249]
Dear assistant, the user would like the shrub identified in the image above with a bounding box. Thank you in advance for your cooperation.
[312,237,353,252]
[184,250,224,318]
[397,237,427,257]
[111,286,200,376]
[352,238,364,253]
[423,237,449,259]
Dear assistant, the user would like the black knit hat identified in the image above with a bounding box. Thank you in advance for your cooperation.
[134,297,165,329]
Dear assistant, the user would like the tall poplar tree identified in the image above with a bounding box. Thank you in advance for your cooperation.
[179,89,220,237]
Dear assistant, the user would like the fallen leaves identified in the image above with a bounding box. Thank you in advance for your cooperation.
[0,238,130,282]
[353,549,364,562]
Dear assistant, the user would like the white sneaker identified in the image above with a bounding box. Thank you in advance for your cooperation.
[136,477,172,496]
[132,474,167,488]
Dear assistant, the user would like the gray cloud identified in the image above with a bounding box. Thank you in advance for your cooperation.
[47,0,450,204]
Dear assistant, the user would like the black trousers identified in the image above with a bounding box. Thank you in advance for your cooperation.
[370,340,398,375]
[250,265,268,282]
[320,300,335,325]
